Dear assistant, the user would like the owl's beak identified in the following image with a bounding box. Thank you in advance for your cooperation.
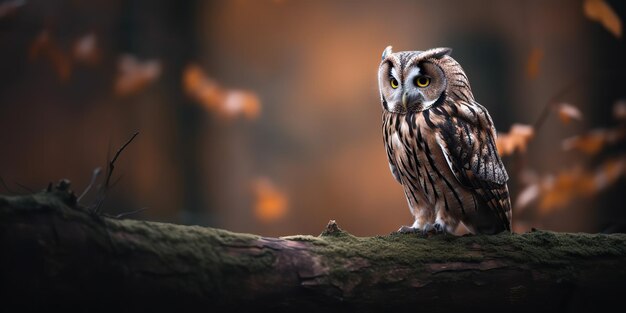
[402,92,408,110]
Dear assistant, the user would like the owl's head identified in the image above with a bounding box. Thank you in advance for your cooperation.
[378,46,462,114]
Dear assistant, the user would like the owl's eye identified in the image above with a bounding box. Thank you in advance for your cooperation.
[390,78,399,89]
[415,76,430,88]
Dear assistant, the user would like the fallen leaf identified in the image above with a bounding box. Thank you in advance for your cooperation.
[526,48,543,80]
[562,128,626,155]
[183,65,222,107]
[223,90,261,119]
[114,54,161,96]
[496,123,535,156]
[556,102,582,125]
[252,178,288,223]
[29,30,72,81]
[183,64,261,119]
[538,170,580,212]
[536,156,626,214]
[593,157,625,190]
[515,183,540,212]
[584,0,622,38]
[73,33,100,65]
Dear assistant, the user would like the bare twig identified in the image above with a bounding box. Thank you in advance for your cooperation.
[13,181,34,193]
[114,207,148,219]
[0,176,15,194]
[93,131,139,214]
[78,167,102,203]
[532,78,579,134]
[104,131,138,190]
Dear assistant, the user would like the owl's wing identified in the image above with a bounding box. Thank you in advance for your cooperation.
[435,101,511,231]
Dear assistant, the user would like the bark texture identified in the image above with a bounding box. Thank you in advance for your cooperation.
[1,183,626,312]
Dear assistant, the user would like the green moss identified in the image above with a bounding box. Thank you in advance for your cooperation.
[280,235,329,246]
[294,229,626,271]
[4,189,626,287]
[314,232,484,268]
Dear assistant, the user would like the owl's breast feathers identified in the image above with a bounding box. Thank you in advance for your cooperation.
[382,99,511,233]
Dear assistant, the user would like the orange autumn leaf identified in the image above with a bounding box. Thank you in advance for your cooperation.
[556,102,582,125]
[114,54,161,96]
[183,65,222,106]
[526,48,543,80]
[29,30,72,81]
[593,157,625,190]
[252,178,288,223]
[536,156,625,214]
[538,170,581,212]
[183,64,261,119]
[562,128,626,155]
[496,123,535,156]
[584,0,622,38]
[223,90,261,119]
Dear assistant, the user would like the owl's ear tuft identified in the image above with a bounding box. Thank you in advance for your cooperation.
[382,46,393,60]
[422,47,452,59]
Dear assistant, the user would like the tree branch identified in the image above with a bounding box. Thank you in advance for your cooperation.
[1,184,625,312]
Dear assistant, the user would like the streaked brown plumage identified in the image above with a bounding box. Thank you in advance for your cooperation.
[378,46,511,235]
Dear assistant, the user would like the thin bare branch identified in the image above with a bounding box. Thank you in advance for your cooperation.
[78,167,102,203]
[93,131,139,214]
[105,131,138,190]
[533,79,579,133]
[0,176,15,194]
[114,207,148,219]
[13,181,34,193]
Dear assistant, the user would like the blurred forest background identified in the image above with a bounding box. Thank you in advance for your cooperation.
[0,0,624,236]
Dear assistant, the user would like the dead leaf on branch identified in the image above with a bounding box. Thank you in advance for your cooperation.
[516,156,626,214]
[29,31,104,80]
[584,0,622,38]
[73,33,100,65]
[183,64,260,119]
[538,168,583,212]
[114,54,161,96]
[556,103,583,125]
[515,183,540,212]
[540,157,625,213]
[496,123,535,156]
[562,128,626,155]
[29,30,72,81]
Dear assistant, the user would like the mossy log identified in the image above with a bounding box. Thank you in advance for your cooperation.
[1,183,626,312]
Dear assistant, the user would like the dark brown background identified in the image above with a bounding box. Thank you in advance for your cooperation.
[0,0,624,236]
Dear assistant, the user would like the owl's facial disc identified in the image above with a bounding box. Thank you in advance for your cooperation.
[379,58,445,114]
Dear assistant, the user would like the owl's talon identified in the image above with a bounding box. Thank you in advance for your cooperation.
[421,223,433,235]
[433,223,444,234]
[396,225,419,234]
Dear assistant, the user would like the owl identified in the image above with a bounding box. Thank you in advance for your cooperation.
[378,46,511,235]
